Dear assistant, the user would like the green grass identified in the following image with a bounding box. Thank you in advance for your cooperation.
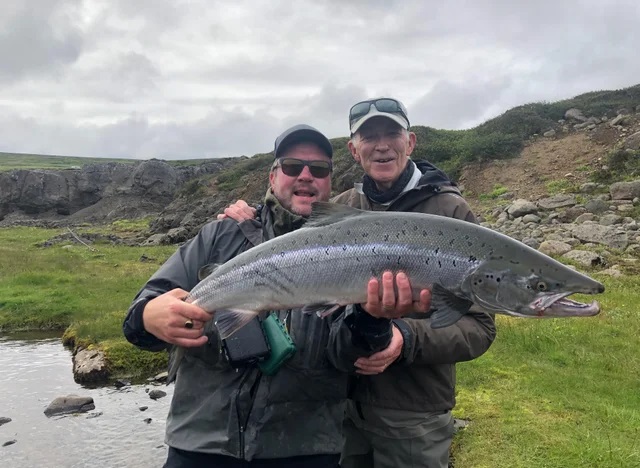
[545,178,579,195]
[0,225,177,376]
[0,152,136,171]
[479,184,510,201]
[0,151,223,172]
[452,274,640,467]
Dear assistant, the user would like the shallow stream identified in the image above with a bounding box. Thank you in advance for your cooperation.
[0,332,173,468]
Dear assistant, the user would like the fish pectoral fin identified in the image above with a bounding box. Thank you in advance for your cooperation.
[214,308,260,339]
[430,285,473,329]
[301,303,342,318]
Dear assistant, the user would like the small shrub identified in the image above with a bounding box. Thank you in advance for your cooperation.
[591,149,640,184]
[479,184,509,201]
[546,179,578,195]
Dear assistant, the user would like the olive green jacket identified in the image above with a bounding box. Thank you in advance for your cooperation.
[331,161,497,412]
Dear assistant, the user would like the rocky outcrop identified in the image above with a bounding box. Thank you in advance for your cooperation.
[44,395,95,416]
[0,159,231,225]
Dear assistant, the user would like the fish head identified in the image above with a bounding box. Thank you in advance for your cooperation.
[463,259,605,318]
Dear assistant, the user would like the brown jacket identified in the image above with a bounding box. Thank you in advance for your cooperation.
[331,161,496,411]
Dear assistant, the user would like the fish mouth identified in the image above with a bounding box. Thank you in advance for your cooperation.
[530,292,601,317]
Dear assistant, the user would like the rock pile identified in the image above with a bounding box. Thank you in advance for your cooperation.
[482,180,640,270]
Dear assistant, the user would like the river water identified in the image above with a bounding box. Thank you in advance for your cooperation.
[0,332,174,468]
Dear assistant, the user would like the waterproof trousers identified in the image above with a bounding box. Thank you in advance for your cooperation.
[340,401,454,468]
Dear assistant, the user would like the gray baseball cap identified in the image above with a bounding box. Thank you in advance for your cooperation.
[273,124,333,159]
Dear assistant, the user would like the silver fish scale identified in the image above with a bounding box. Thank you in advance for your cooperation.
[187,212,494,313]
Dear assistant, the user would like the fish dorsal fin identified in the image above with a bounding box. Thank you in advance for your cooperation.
[198,263,222,281]
[305,202,369,228]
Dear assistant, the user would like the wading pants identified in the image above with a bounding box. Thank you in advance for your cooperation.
[340,401,454,468]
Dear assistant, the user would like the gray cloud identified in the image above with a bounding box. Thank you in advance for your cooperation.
[0,0,638,159]
[0,0,83,82]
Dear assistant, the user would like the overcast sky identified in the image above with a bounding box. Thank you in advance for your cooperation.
[1,0,638,160]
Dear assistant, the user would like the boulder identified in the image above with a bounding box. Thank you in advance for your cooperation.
[623,131,640,150]
[564,108,588,122]
[148,389,167,400]
[575,213,597,223]
[537,194,577,210]
[600,214,623,226]
[44,395,95,417]
[556,206,587,223]
[610,180,640,200]
[539,241,573,256]
[73,348,109,384]
[507,199,538,218]
[565,224,629,250]
[584,199,611,214]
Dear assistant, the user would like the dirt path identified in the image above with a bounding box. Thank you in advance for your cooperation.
[459,132,611,211]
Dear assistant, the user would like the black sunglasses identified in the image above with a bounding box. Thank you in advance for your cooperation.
[275,158,332,178]
[349,98,410,128]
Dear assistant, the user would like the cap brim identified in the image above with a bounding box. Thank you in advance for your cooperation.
[350,109,409,134]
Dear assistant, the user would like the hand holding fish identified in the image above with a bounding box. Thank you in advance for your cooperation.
[216,200,257,222]
[361,271,432,319]
[143,289,211,347]
[354,325,404,375]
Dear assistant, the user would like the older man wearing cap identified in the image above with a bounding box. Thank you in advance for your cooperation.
[123,124,392,468]
[216,102,496,467]
[333,98,496,468]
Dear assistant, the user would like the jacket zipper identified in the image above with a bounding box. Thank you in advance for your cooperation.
[235,368,261,460]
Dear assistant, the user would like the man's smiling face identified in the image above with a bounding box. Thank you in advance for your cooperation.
[269,142,332,216]
[348,116,416,191]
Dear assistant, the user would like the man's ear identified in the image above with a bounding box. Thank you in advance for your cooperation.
[347,139,360,163]
[406,131,417,156]
[269,170,276,190]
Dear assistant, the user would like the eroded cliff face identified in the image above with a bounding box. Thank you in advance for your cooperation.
[0,159,228,225]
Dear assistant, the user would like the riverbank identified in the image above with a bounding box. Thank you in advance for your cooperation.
[0,224,173,379]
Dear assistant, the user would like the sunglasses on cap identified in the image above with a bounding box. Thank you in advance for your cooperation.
[349,98,410,128]
[273,158,332,178]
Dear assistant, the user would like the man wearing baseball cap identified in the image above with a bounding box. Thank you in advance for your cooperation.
[124,124,393,468]
[215,101,496,467]
[333,98,496,468]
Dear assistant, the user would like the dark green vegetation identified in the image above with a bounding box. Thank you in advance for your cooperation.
[592,148,640,184]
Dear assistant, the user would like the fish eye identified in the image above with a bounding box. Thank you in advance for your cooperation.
[536,281,548,291]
